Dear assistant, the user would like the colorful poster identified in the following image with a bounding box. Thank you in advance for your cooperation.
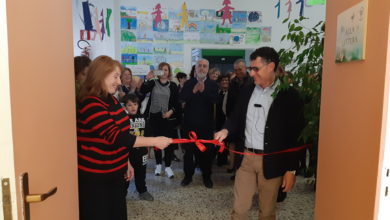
[121,30,137,42]
[120,6,137,30]
[201,21,217,33]
[260,27,272,42]
[153,32,169,42]
[153,44,170,54]
[215,34,230,44]
[136,30,154,42]
[230,33,245,45]
[336,0,367,63]
[186,21,202,32]
[247,11,262,26]
[199,9,216,21]
[137,9,153,30]
[183,32,200,43]
[137,55,154,65]
[153,19,169,32]
[122,53,138,65]
[169,44,184,54]
[245,27,261,44]
[121,42,137,54]
[216,24,231,33]
[136,43,153,54]
[200,33,217,44]
[126,64,150,75]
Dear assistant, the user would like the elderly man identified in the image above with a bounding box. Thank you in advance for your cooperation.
[215,47,304,220]
[179,58,218,188]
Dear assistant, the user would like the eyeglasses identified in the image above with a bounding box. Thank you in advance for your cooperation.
[246,65,266,72]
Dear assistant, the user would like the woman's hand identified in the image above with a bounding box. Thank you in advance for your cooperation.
[124,161,134,181]
[154,137,172,150]
[162,110,173,118]
[146,71,154,80]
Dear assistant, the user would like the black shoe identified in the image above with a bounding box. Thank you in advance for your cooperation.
[203,178,213,188]
[181,177,192,186]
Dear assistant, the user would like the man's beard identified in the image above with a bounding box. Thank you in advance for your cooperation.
[197,72,207,79]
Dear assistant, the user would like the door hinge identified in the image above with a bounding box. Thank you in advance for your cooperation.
[2,178,13,220]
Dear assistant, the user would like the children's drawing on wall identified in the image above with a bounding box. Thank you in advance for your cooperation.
[200,9,216,21]
[121,42,137,54]
[152,3,163,28]
[178,2,189,30]
[121,30,136,42]
[296,0,305,17]
[121,6,137,30]
[200,33,218,44]
[245,27,261,44]
[285,0,293,18]
[137,55,154,65]
[78,0,112,41]
[137,43,153,54]
[137,9,153,31]
[183,32,200,43]
[215,33,230,44]
[201,21,218,33]
[274,0,281,19]
[229,33,245,45]
[169,9,182,32]
[218,0,235,25]
[136,31,154,42]
[260,27,272,42]
[167,32,184,42]
[232,11,247,33]
[247,11,262,26]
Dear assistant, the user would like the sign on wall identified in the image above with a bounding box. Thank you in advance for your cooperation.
[335,0,368,63]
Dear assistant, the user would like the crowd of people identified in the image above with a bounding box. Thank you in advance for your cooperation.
[75,46,304,220]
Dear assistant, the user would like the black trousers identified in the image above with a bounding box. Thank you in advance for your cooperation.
[129,147,148,193]
[149,112,175,166]
[78,172,128,220]
[182,128,215,179]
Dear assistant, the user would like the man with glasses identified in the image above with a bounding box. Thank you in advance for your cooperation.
[180,58,218,188]
[215,47,304,220]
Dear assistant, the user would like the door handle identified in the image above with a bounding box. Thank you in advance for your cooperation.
[25,187,57,203]
[19,172,58,220]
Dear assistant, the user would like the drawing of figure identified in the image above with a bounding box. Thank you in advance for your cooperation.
[152,3,163,28]
[275,0,281,19]
[296,0,304,17]
[218,0,235,25]
[178,2,189,30]
[285,0,292,18]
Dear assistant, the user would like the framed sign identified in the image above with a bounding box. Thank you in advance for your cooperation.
[335,0,368,63]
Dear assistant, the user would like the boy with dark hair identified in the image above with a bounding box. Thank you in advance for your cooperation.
[122,93,154,201]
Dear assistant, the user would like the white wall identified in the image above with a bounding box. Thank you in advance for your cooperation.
[73,0,117,59]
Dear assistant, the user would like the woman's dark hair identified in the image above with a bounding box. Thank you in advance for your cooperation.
[74,56,91,77]
[190,65,196,79]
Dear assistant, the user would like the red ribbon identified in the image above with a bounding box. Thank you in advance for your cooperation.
[171,131,309,156]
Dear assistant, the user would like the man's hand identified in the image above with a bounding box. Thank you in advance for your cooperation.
[281,171,296,192]
[192,83,199,94]
[214,129,229,142]
[198,81,205,92]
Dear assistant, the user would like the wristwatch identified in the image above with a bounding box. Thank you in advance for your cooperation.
[287,170,296,175]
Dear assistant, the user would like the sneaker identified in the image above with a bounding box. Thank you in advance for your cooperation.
[165,167,174,179]
[139,191,154,201]
[155,164,162,176]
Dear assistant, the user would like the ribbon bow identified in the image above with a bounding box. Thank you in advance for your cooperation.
[171,131,226,153]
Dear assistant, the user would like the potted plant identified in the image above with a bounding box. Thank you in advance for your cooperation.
[277,16,325,181]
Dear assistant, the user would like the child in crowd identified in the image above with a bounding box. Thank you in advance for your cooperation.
[123,93,154,201]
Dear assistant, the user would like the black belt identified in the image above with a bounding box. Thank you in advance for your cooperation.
[244,147,264,154]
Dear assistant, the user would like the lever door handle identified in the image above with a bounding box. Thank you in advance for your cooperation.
[25,187,57,203]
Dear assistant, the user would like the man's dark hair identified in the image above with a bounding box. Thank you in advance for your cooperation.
[121,93,139,105]
[217,73,230,83]
[176,72,187,79]
[250,47,279,72]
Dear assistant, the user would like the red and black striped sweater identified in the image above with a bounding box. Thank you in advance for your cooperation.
[77,95,136,175]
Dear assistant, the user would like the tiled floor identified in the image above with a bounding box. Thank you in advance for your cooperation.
[127,152,315,220]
